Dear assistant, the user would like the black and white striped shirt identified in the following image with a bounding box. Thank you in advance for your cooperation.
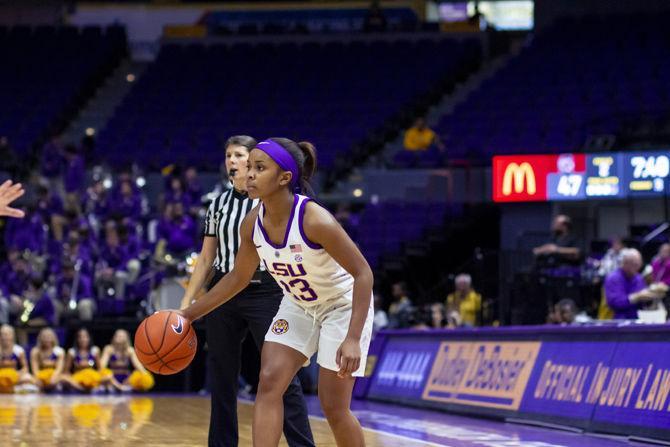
[204,187,259,273]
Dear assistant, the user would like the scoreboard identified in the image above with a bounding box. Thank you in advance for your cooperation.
[493,151,670,203]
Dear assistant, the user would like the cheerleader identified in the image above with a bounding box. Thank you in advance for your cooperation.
[29,328,65,392]
[0,324,36,392]
[100,329,146,392]
[61,328,101,392]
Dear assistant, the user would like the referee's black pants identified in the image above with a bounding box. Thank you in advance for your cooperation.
[205,270,314,447]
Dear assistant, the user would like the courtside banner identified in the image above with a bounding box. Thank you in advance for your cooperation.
[364,328,670,441]
[366,337,441,401]
[518,341,618,426]
[422,341,541,410]
[591,341,670,438]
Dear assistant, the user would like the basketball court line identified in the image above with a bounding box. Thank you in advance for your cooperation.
[238,398,444,446]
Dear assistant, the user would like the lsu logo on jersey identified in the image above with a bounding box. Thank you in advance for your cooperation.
[271,319,289,335]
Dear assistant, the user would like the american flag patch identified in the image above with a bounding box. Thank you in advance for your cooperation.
[290,244,302,253]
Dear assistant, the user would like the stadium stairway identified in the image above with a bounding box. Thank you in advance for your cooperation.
[63,60,149,145]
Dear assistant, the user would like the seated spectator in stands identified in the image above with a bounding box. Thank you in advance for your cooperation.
[55,261,95,322]
[109,179,142,222]
[36,185,65,242]
[605,248,667,319]
[408,306,432,330]
[84,179,110,224]
[4,209,46,255]
[0,324,36,391]
[363,0,388,32]
[651,243,670,286]
[533,214,581,268]
[96,222,140,300]
[547,298,592,324]
[164,176,192,212]
[24,276,55,326]
[156,202,196,258]
[60,230,95,277]
[30,328,65,392]
[403,117,445,152]
[388,282,413,328]
[373,293,389,333]
[430,302,447,329]
[4,253,33,298]
[446,274,482,326]
[63,144,85,214]
[184,167,203,213]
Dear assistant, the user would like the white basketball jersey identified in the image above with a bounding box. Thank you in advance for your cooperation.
[252,194,354,308]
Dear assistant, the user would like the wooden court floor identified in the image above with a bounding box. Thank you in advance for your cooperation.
[0,394,422,446]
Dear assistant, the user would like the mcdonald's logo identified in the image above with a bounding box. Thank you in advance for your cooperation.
[502,162,537,196]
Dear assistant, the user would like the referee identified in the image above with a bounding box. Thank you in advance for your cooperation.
[180,136,314,447]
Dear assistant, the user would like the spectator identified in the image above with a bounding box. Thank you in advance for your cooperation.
[547,298,592,325]
[23,276,55,327]
[430,302,447,328]
[388,282,413,328]
[109,180,142,222]
[363,0,388,32]
[55,261,95,322]
[96,222,140,300]
[63,144,85,213]
[184,167,203,213]
[373,293,389,333]
[164,176,192,212]
[36,185,65,242]
[651,243,670,286]
[446,273,482,326]
[403,117,445,152]
[533,214,581,267]
[156,202,196,258]
[598,237,625,277]
[596,237,625,320]
[605,248,667,319]
[84,179,110,223]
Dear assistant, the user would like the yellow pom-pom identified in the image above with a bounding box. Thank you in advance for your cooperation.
[0,368,19,393]
[128,371,154,392]
[72,368,101,389]
[100,368,113,378]
[36,368,54,385]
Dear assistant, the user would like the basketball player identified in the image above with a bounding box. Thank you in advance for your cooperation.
[0,179,25,218]
[179,138,374,446]
[179,136,314,447]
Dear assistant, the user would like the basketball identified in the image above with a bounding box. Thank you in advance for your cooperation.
[134,311,197,375]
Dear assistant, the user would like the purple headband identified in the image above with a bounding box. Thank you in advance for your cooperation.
[255,140,300,189]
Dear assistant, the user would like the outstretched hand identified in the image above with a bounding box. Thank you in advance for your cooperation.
[0,180,25,218]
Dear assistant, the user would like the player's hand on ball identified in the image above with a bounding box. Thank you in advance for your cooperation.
[336,336,361,378]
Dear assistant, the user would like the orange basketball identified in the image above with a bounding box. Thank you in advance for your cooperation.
[134,311,197,375]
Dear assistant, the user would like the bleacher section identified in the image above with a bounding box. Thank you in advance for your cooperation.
[0,25,127,154]
[96,37,481,170]
[434,14,670,161]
